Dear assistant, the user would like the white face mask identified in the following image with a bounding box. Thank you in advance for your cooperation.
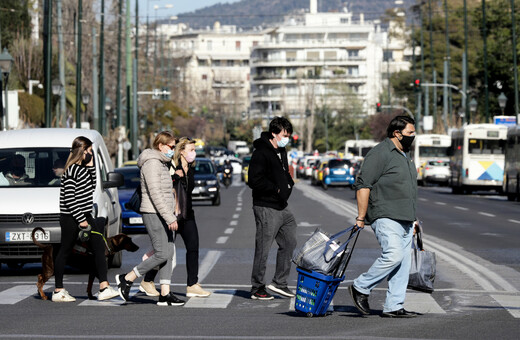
[277,137,290,148]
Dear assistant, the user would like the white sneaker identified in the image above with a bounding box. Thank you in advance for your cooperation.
[186,283,211,297]
[52,289,76,302]
[139,281,160,297]
[98,286,119,301]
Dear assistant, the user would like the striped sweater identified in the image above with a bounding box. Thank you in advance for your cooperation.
[60,163,96,223]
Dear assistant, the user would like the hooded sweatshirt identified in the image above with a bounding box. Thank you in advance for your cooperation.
[248,132,294,210]
[137,148,176,225]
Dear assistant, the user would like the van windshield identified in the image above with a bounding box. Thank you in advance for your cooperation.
[0,148,71,187]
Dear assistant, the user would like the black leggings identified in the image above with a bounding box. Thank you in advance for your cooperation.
[144,218,199,286]
[54,214,108,289]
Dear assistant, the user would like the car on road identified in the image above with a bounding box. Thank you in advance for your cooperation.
[422,159,451,186]
[241,156,251,182]
[114,166,145,233]
[0,128,124,268]
[193,158,220,205]
[321,158,355,190]
[311,159,329,186]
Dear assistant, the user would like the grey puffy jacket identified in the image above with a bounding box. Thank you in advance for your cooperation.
[137,148,176,225]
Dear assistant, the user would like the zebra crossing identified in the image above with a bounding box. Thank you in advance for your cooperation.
[0,282,518,318]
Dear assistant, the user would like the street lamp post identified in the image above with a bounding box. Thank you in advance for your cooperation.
[469,98,477,123]
[82,92,91,126]
[0,48,14,131]
[52,78,63,127]
[498,92,507,116]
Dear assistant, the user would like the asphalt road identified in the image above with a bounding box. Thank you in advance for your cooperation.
[0,178,519,339]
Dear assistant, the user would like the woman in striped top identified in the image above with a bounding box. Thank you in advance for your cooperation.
[52,136,119,302]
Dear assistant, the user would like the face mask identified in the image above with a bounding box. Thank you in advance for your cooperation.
[164,149,175,159]
[399,134,415,152]
[184,151,196,163]
[82,152,93,165]
[277,137,290,148]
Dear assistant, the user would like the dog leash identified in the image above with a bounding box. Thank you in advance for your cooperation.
[91,230,113,253]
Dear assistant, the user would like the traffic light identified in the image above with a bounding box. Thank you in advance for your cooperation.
[414,78,421,90]
[376,102,381,112]
[291,134,299,147]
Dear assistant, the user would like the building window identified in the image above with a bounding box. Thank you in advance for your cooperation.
[242,60,249,67]
[227,60,234,67]
[348,49,359,58]
[198,59,207,66]
[348,66,359,76]
[202,74,207,80]
[253,41,259,47]
[286,51,296,61]
[383,50,393,62]
[306,51,320,61]
[213,60,221,67]
[236,41,241,51]
[207,40,212,51]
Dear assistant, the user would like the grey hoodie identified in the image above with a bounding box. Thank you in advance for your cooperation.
[137,148,176,225]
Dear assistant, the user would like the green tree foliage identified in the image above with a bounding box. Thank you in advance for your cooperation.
[0,0,31,50]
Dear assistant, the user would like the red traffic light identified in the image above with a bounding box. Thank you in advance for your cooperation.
[293,134,299,141]
[414,79,421,87]
[376,102,381,108]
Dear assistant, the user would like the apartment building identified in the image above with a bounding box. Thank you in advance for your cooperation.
[165,22,264,119]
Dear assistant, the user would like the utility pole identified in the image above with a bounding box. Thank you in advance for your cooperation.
[75,0,82,127]
[463,0,469,124]
[420,3,427,119]
[92,27,99,131]
[116,0,122,127]
[126,0,132,133]
[57,0,66,127]
[444,0,452,124]
[99,0,106,134]
[482,0,490,122]
[511,0,519,123]
[43,0,52,127]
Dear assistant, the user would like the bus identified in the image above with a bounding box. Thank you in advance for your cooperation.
[344,139,377,159]
[411,134,451,183]
[503,125,520,201]
[450,124,508,194]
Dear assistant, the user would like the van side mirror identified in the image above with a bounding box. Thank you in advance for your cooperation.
[103,172,124,189]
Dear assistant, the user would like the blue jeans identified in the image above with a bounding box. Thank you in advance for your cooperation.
[353,218,414,312]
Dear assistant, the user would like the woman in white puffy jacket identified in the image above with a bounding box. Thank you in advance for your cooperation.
[115,131,185,306]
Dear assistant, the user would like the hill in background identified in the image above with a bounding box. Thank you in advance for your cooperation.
[172,0,417,30]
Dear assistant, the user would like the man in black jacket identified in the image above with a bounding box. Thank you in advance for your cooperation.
[248,116,297,300]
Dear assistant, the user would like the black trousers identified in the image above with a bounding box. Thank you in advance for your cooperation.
[54,214,108,289]
[144,218,199,286]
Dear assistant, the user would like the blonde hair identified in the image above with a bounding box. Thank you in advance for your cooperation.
[64,136,93,171]
[152,131,176,150]
[173,137,196,168]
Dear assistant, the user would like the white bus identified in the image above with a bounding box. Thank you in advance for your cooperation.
[411,134,451,169]
[503,125,520,201]
[344,139,377,159]
[450,124,508,194]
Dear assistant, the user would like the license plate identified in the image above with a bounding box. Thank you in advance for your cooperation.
[333,170,346,175]
[6,230,50,242]
[129,217,143,225]
[192,187,200,194]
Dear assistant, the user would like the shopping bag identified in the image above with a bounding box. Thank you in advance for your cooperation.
[292,225,358,276]
[408,228,436,293]
[127,185,142,213]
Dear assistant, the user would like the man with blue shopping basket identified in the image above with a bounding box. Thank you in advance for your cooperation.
[349,115,421,318]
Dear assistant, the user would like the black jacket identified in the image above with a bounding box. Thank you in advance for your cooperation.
[248,132,294,210]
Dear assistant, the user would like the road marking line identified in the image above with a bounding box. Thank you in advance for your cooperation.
[229,220,238,226]
[216,236,228,244]
[435,201,447,205]
[184,289,236,308]
[297,221,321,228]
[236,207,242,211]
[419,198,428,202]
[232,214,239,219]
[198,250,223,283]
[237,202,242,206]
[508,219,520,224]
[224,228,234,234]
[455,206,469,211]
[491,294,520,318]
[478,212,495,217]
[0,285,38,304]
[404,292,446,314]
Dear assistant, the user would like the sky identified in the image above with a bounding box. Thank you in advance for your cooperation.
[136,0,241,20]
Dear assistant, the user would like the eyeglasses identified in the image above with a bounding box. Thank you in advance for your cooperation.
[166,144,175,150]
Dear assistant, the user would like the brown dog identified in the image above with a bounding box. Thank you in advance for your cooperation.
[31,227,139,300]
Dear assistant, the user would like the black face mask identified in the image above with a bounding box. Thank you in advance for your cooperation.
[82,152,93,165]
[399,134,415,152]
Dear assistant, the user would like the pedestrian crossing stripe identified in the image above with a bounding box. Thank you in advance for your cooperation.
[184,289,235,308]
[491,295,520,318]
[0,285,35,305]
[404,292,446,314]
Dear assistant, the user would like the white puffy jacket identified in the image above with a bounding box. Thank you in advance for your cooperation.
[137,148,176,225]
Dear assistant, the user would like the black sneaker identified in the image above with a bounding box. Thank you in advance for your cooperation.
[251,287,274,300]
[267,284,295,298]
[115,274,133,302]
[157,292,185,306]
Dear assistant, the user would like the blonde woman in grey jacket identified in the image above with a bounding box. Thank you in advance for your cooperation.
[116,131,185,306]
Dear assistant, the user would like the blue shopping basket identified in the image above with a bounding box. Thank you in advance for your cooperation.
[294,225,360,317]
[295,267,344,317]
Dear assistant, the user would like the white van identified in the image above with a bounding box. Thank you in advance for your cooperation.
[0,128,124,268]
